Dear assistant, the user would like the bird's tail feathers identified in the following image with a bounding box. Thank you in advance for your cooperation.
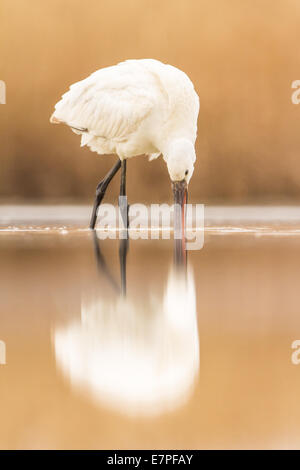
[50,113,61,124]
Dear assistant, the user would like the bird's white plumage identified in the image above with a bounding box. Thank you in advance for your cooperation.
[51,59,199,168]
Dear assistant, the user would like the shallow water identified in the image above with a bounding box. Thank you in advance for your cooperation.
[1,206,300,449]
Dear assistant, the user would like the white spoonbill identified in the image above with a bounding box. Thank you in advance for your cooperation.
[50,59,200,229]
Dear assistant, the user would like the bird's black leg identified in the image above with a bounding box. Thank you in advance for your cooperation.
[120,159,126,197]
[89,159,122,229]
[119,237,128,296]
[118,160,129,293]
[92,230,120,293]
[119,159,129,229]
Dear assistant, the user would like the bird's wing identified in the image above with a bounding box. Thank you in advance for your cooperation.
[51,62,156,142]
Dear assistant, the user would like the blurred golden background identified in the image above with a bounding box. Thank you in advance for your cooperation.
[1,0,300,203]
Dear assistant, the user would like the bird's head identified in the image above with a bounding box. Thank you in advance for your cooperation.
[164,138,196,208]
[164,139,196,248]
[165,138,196,185]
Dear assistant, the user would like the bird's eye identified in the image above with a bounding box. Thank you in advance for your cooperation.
[185,170,189,176]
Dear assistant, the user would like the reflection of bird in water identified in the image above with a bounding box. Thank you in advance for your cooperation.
[54,235,199,416]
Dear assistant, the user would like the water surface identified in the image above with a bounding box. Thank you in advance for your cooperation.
[1,206,300,449]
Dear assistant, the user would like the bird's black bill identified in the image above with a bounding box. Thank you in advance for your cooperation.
[172,179,187,208]
[172,179,187,266]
